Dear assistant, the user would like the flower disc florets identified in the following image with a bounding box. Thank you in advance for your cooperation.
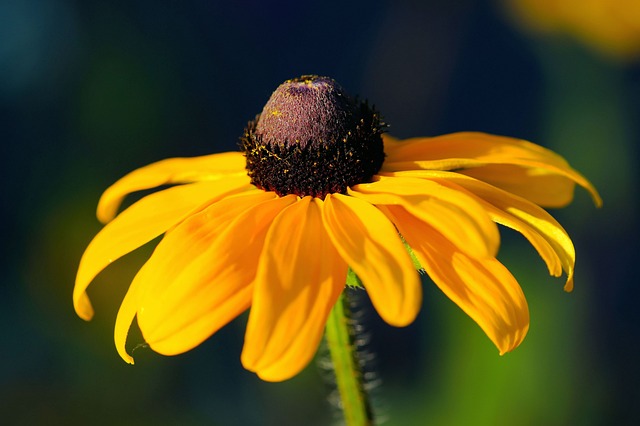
[240,75,385,198]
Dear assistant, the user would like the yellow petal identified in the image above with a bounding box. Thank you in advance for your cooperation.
[114,276,142,364]
[73,177,252,321]
[462,165,579,208]
[384,132,568,165]
[132,193,295,358]
[386,170,576,290]
[242,197,347,382]
[97,152,247,223]
[321,193,421,327]
[113,191,281,363]
[432,170,576,291]
[386,206,529,354]
[383,132,602,208]
[349,176,500,258]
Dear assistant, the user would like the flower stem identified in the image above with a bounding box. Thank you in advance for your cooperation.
[325,290,374,426]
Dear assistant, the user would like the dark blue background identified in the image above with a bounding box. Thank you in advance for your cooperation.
[1,0,637,424]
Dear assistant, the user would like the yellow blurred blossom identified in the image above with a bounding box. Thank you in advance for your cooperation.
[505,0,640,59]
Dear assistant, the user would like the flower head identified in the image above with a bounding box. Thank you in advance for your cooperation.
[74,75,601,382]
[242,75,385,198]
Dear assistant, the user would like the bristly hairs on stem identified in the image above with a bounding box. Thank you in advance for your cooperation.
[318,284,387,425]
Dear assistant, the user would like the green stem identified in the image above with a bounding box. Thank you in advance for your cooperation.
[325,290,374,426]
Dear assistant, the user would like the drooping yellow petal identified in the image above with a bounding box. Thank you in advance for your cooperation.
[385,205,529,354]
[128,193,295,360]
[242,197,347,382]
[386,170,577,290]
[114,276,142,364]
[349,176,500,259]
[382,132,602,208]
[113,191,279,363]
[73,177,252,321]
[462,165,580,208]
[321,193,421,327]
[433,170,576,290]
[97,152,248,223]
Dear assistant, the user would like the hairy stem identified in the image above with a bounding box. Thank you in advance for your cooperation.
[325,291,374,426]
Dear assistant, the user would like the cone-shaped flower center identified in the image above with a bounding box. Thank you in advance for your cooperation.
[240,75,385,198]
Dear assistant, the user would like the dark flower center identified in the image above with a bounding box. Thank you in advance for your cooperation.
[240,75,385,198]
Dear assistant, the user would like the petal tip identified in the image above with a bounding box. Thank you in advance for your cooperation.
[562,269,575,292]
[240,351,257,374]
[255,369,289,383]
[122,354,135,365]
[96,209,114,225]
[115,336,135,365]
[592,192,603,209]
[384,314,418,328]
[96,193,118,224]
[74,292,95,321]
[497,339,520,356]
[380,289,422,328]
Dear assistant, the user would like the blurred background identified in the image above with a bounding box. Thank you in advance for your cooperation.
[1,0,637,424]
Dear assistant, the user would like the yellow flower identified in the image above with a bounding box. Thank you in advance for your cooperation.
[74,76,601,382]
[504,0,640,60]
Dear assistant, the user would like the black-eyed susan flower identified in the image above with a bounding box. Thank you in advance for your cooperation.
[74,75,601,382]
